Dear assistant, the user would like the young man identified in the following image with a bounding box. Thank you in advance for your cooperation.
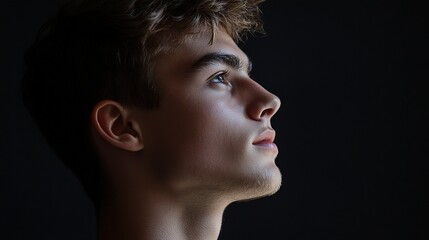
[22,0,281,239]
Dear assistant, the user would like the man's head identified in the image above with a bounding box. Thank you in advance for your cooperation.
[22,0,280,207]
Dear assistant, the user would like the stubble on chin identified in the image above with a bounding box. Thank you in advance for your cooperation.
[222,166,282,203]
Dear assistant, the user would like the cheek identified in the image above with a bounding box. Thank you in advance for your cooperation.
[151,94,249,178]
[182,96,246,151]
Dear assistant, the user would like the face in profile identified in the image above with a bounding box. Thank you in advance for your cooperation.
[134,28,281,202]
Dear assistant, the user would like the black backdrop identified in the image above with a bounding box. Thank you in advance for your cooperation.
[1,0,427,239]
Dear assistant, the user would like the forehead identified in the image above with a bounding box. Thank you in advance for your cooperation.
[153,28,249,79]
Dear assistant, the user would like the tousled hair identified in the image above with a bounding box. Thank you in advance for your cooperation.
[21,0,265,207]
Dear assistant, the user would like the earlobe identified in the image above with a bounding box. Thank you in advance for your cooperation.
[91,100,144,152]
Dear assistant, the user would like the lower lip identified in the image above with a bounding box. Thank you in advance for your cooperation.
[253,142,278,152]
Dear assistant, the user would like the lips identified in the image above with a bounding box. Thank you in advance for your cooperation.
[252,129,276,145]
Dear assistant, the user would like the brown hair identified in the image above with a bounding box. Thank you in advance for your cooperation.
[21,0,265,207]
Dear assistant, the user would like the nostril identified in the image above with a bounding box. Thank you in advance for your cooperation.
[260,96,280,119]
[260,108,273,118]
[244,82,281,121]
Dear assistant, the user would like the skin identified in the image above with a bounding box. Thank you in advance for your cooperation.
[92,27,281,240]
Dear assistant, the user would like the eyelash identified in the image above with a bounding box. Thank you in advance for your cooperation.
[209,70,232,87]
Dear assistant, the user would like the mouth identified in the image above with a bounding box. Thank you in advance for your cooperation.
[252,129,278,152]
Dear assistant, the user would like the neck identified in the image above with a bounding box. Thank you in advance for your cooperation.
[97,184,228,240]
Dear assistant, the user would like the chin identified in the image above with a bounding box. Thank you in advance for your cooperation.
[231,165,282,202]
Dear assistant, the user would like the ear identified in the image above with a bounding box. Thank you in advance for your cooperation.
[91,100,144,152]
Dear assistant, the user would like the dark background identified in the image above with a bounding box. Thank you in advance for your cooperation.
[1,0,427,239]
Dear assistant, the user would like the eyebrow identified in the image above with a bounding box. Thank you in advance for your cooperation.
[189,52,252,74]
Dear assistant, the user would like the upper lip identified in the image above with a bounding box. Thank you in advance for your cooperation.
[252,129,276,144]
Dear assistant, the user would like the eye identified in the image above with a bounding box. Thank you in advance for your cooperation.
[209,71,232,88]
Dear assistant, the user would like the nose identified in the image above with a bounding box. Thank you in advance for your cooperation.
[245,80,281,121]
